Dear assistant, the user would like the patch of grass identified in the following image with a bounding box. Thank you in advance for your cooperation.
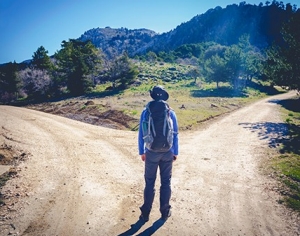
[286,197,300,211]
[278,156,300,182]
[275,156,300,212]
[270,96,300,213]
[84,75,281,131]
[79,105,86,111]
[123,109,138,116]
[131,110,138,116]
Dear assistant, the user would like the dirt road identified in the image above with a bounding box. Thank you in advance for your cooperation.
[0,92,299,236]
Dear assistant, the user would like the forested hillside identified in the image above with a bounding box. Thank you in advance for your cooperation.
[146,2,296,52]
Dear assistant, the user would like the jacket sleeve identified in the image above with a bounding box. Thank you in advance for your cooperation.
[170,110,179,155]
[138,109,146,155]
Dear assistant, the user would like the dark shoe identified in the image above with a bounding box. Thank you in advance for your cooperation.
[139,207,150,222]
[139,213,149,222]
[161,210,171,221]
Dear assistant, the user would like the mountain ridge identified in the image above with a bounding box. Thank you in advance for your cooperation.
[78,2,297,59]
[78,27,157,60]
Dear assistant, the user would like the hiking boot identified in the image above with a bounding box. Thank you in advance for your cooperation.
[139,207,150,222]
[139,213,149,222]
[161,210,171,221]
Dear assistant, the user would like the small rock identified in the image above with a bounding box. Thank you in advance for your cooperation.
[85,101,94,106]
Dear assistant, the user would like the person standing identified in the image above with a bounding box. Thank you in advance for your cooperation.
[138,85,179,222]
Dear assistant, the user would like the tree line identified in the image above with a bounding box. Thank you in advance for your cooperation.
[0,39,138,103]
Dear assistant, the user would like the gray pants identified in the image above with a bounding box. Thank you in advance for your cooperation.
[140,150,173,216]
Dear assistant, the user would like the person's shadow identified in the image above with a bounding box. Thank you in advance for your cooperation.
[118,218,166,236]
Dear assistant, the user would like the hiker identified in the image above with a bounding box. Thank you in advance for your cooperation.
[138,85,179,222]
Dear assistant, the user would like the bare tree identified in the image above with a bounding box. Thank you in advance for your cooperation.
[18,68,52,100]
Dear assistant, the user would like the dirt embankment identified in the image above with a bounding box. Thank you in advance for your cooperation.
[25,99,139,130]
[0,91,299,236]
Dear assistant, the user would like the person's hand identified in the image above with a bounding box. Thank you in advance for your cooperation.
[173,155,177,161]
[141,154,146,161]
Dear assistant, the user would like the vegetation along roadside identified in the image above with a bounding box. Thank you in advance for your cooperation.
[267,97,300,213]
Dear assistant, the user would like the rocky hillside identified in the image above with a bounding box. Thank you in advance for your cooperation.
[78,2,298,59]
[78,27,157,59]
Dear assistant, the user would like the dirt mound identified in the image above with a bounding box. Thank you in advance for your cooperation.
[0,143,29,213]
[0,144,28,166]
[26,100,139,130]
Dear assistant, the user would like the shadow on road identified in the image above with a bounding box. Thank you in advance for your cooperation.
[239,122,289,148]
[118,218,146,236]
[136,219,165,235]
[118,218,166,236]
[270,97,300,113]
[239,121,300,154]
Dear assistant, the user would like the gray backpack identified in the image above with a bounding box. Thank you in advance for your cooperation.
[142,100,173,152]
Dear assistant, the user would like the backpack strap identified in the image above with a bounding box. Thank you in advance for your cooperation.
[146,102,156,137]
[163,103,170,136]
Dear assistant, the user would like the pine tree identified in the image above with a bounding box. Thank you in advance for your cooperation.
[0,61,21,101]
[55,39,102,96]
[32,46,53,71]
[108,52,138,89]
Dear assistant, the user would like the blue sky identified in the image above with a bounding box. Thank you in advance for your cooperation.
[0,0,297,64]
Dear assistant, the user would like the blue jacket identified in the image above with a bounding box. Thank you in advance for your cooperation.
[138,105,179,155]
